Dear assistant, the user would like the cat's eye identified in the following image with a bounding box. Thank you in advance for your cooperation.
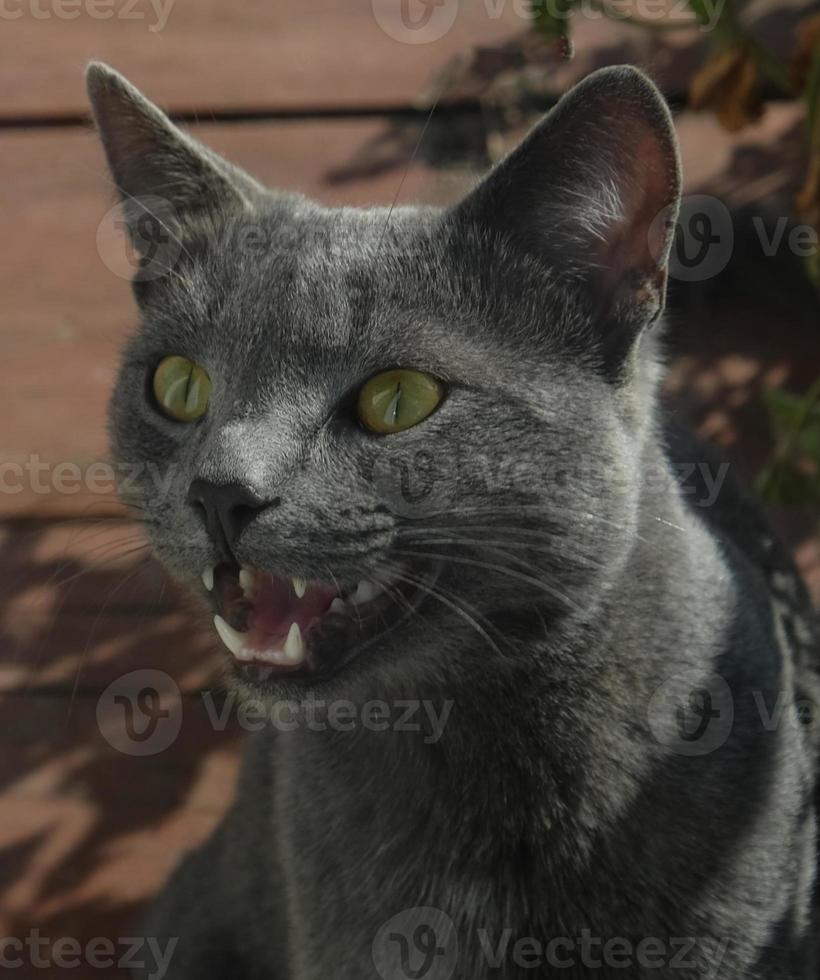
[152,356,212,422]
[357,369,443,434]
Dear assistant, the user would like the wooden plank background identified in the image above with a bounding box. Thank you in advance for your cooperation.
[0,1,701,117]
[0,0,810,120]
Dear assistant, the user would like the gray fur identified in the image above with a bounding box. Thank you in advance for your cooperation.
[86,61,819,979]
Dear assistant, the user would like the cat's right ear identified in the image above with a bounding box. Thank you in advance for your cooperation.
[451,66,681,371]
[86,63,264,247]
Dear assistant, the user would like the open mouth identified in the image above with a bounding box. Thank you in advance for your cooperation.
[201,562,391,676]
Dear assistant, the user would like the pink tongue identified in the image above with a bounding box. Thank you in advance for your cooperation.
[247,574,338,639]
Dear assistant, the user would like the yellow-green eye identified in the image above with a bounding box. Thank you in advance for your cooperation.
[357,369,443,434]
[152,356,212,422]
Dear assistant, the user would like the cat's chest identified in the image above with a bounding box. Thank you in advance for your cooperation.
[271,753,429,977]
[267,735,594,979]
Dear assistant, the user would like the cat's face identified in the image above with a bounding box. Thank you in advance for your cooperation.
[89,63,680,699]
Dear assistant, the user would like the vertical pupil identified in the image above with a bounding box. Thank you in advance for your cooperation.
[382,379,402,428]
[182,365,195,411]
[391,380,402,425]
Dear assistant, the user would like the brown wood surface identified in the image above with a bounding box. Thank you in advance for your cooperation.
[1,0,811,120]
[0,0,706,118]
[0,519,240,969]
[0,520,223,692]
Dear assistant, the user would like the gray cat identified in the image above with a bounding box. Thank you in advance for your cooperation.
[86,61,819,980]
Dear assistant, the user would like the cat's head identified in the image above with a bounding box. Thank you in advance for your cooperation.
[87,63,680,700]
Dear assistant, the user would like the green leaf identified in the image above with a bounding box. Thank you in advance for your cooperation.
[756,462,820,507]
[529,0,574,38]
[806,49,820,137]
[685,0,711,23]
[763,386,820,461]
[685,0,732,29]
[807,250,820,292]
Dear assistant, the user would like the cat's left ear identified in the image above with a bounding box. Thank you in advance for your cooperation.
[453,66,681,359]
[86,62,264,245]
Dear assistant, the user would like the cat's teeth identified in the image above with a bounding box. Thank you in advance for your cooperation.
[292,577,307,599]
[329,597,349,616]
[213,615,252,661]
[283,622,305,663]
[214,614,305,669]
[350,580,380,606]
[239,568,254,596]
[201,567,214,592]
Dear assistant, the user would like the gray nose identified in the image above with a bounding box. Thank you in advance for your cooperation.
[187,479,273,556]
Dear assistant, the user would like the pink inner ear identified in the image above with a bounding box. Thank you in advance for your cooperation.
[600,128,676,292]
